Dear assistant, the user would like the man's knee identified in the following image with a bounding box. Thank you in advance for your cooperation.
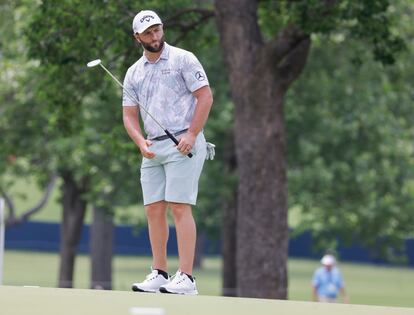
[169,203,192,221]
[145,201,167,219]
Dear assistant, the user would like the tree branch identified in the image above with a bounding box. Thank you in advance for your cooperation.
[4,174,58,227]
[0,185,16,219]
[164,8,215,25]
[265,25,309,64]
[277,35,311,89]
[115,0,136,19]
[164,8,215,45]
[264,0,339,63]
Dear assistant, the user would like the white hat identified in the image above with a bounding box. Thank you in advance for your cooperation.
[132,10,163,34]
[321,254,336,266]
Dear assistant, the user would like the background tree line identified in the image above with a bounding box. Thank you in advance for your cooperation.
[1,0,413,298]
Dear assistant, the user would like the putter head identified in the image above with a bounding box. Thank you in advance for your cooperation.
[86,59,102,68]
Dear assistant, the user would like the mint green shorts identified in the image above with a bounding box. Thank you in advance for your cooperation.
[140,132,207,206]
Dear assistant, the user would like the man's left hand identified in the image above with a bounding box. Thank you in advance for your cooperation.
[177,132,196,155]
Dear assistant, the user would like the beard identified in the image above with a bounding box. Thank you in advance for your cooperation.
[140,35,165,53]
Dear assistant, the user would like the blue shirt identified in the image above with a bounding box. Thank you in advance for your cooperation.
[122,42,209,139]
[312,267,344,298]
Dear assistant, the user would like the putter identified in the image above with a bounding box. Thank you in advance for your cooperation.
[86,59,193,158]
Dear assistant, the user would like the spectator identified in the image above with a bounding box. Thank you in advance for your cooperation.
[312,254,349,303]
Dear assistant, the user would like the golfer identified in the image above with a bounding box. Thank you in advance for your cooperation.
[122,10,213,295]
[312,254,349,303]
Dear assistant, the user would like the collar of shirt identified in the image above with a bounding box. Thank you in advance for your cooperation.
[142,42,170,64]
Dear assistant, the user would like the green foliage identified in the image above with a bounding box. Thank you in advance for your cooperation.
[258,0,406,64]
[2,0,231,234]
[255,0,413,261]
[285,15,414,259]
[0,1,47,186]
[19,0,219,213]
[2,0,413,261]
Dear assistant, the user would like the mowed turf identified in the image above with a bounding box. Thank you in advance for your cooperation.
[1,286,414,315]
[3,250,414,308]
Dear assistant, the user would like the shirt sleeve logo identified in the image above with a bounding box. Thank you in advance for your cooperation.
[195,71,205,81]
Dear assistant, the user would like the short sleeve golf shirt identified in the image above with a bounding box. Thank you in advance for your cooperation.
[312,267,344,299]
[123,42,209,139]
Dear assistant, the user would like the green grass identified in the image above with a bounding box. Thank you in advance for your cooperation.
[288,259,414,307]
[3,250,414,308]
[3,286,413,315]
[2,250,221,296]
[5,177,414,308]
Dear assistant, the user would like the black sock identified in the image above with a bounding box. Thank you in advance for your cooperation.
[184,273,194,282]
[155,269,169,279]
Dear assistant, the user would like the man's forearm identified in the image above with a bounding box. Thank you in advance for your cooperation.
[123,108,146,148]
[188,86,213,136]
[125,122,145,147]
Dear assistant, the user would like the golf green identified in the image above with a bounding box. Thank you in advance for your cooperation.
[1,286,414,315]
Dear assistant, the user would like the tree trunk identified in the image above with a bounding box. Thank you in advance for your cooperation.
[58,172,88,288]
[234,80,289,299]
[222,190,237,297]
[90,206,113,290]
[215,0,310,299]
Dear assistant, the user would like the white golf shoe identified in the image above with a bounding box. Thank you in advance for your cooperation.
[159,270,198,295]
[132,269,170,293]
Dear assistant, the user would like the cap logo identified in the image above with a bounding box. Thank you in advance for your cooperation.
[140,15,154,23]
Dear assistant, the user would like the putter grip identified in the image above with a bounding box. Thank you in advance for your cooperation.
[164,129,193,158]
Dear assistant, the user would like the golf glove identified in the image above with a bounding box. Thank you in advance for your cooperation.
[206,142,216,160]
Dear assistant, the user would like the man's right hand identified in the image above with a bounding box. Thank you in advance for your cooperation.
[139,139,155,158]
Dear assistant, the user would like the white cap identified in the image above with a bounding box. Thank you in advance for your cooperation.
[321,254,336,266]
[132,10,163,34]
